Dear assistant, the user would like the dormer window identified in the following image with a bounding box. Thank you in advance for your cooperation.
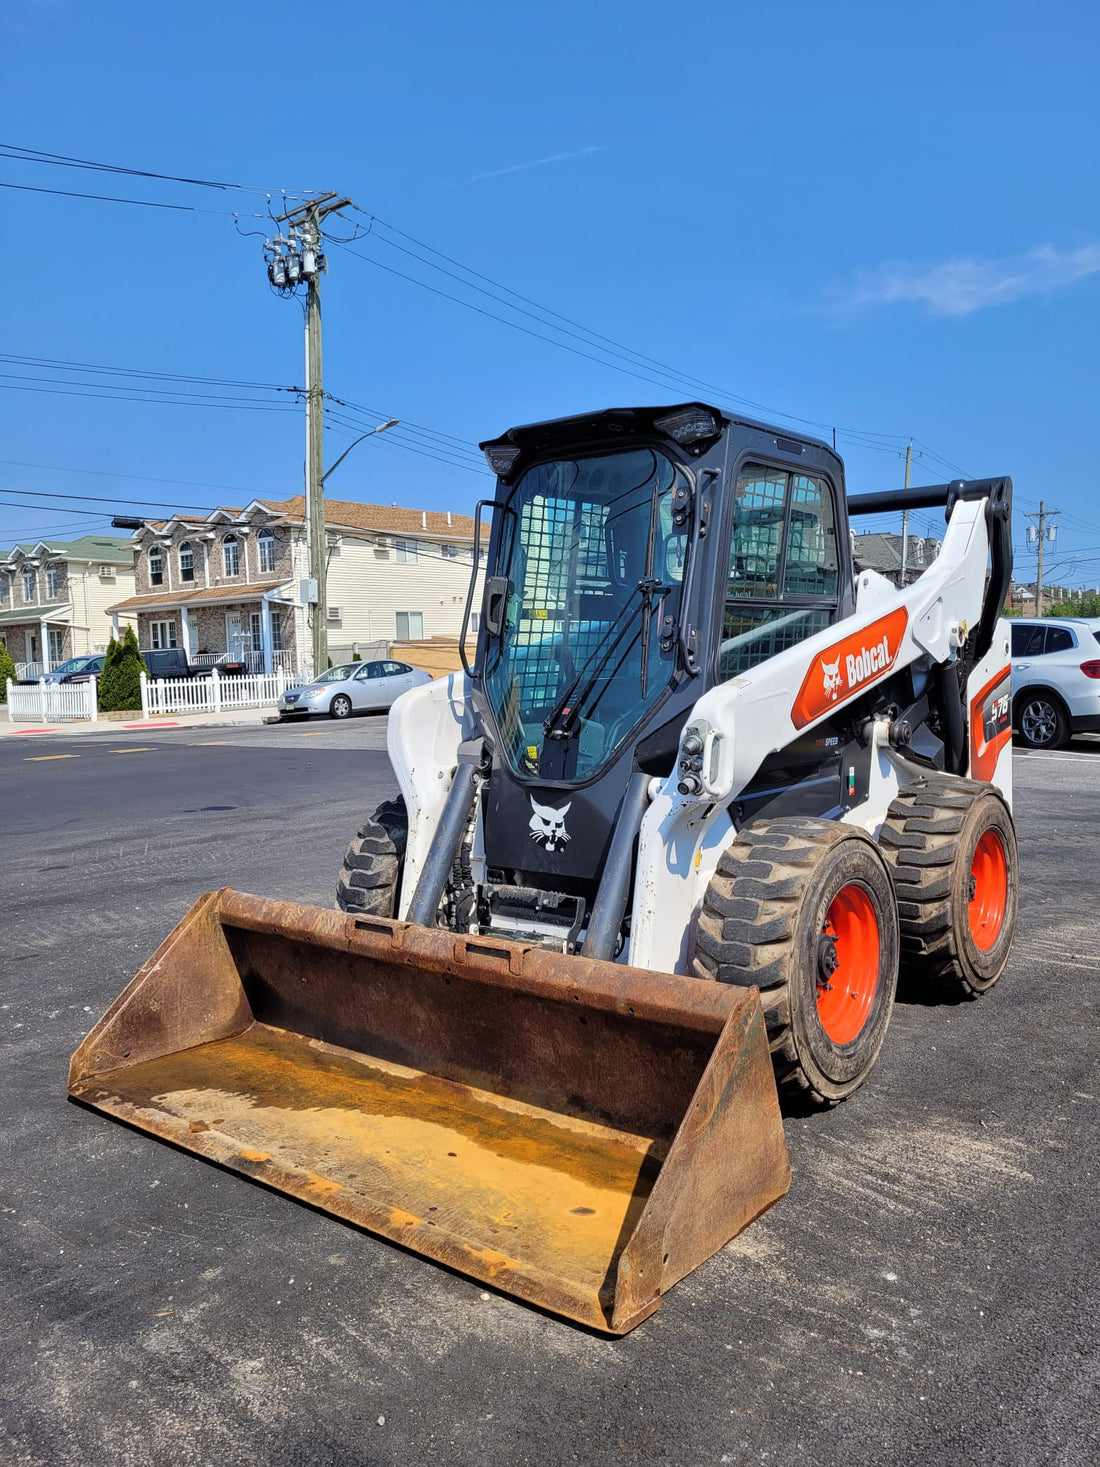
[258,528,276,574]
[223,534,240,577]
[23,569,36,601]
[46,564,61,599]
[179,541,195,582]
[0,577,6,604]
[149,547,165,587]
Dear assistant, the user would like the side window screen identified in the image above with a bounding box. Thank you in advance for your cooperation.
[1045,627,1074,653]
[1011,625,1045,657]
[720,462,840,680]
[727,467,786,597]
[784,475,838,596]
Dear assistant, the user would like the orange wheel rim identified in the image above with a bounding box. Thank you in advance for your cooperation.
[817,884,880,1045]
[969,829,1008,951]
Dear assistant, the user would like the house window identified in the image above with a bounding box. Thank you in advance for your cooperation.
[46,564,61,599]
[149,547,164,587]
[223,535,240,577]
[47,628,65,665]
[150,619,178,650]
[249,612,263,650]
[0,577,7,604]
[271,612,284,652]
[442,544,458,559]
[395,611,424,640]
[258,528,276,574]
[23,569,36,601]
[396,539,418,563]
[179,542,195,582]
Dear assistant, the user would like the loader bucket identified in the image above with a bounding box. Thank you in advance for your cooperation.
[69,890,790,1333]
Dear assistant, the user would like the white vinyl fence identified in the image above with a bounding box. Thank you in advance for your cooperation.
[6,677,98,723]
[141,666,301,718]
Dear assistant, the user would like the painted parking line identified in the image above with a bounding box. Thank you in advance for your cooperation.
[110,747,157,754]
[24,754,80,761]
[196,741,229,746]
[298,731,327,737]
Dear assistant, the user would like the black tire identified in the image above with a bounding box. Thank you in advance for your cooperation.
[1014,690,1069,750]
[879,775,1018,998]
[336,797,409,917]
[693,818,900,1107]
[329,694,353,720]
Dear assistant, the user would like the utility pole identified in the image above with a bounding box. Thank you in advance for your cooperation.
[900,440,912,587]
[1025,501,1060,615]
[265,191,352,676]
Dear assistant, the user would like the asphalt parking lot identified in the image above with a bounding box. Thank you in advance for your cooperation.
[1,724,1096,1467]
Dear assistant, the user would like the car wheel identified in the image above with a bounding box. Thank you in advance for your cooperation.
[1015,693,1068,750]
[330,694,353,720]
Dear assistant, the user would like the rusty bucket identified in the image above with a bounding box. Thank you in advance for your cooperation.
[69,890,790,1333]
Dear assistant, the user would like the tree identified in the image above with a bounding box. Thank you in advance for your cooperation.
[98,626,145,712]
[1049,592,1100,619]
[0,638,15,702]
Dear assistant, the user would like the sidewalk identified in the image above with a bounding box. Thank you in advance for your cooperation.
[0,707,274,738]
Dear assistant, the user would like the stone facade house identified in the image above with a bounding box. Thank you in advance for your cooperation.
[108,495,482,678]
[0,535,136,675]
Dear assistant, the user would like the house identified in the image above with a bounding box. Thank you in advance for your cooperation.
[107,495,484,677]
[0,535,136,676]
[851,531,942,586]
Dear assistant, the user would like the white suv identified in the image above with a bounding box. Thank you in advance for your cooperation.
[1011,617,1100,748]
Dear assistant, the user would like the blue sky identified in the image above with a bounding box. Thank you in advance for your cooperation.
[2,0,1098,584]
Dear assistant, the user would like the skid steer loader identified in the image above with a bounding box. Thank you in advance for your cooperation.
[71,403,1018,1334]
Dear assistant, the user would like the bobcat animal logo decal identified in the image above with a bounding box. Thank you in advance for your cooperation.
[822,656,842,700]
[529,796,572,852]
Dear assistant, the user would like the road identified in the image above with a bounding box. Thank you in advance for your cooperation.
[1,723,1096,1467]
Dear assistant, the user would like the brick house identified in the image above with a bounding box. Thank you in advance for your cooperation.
[108,495,482,677]
[0,535,136,675]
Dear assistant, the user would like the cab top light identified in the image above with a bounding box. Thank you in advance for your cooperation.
[484,444,522,476]
[653,407,720,446]
[1080,660,1100,678]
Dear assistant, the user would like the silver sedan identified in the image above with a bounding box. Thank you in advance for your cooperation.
[277,660,432,720]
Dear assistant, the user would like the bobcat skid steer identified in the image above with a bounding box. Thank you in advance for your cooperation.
[71,403,1018,1334]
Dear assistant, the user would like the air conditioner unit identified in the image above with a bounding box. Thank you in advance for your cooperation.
[325,533,342,552]
[98,565,116,577]
[373,536,392,550]
[326,605,342,621]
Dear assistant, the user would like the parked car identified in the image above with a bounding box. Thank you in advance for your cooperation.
[142,648,247,679]
[1011,617,1100,749]
[276,660,432,720]
[17,654,106,685]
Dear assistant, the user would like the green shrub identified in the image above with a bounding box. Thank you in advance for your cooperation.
[1049,593,1100,618]
[98,626,145,712]
[0,638,15,701]
[352,650,362,662]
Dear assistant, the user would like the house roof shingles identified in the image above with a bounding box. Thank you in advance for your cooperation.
[2,535,133,564]
[108,579,291,613]
[144,498,476,539]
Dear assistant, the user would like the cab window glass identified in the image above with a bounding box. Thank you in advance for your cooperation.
[784,474,838,596]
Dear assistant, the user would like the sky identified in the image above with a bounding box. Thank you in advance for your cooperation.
[1,0,1098,585]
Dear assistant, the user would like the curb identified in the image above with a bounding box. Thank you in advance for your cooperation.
[1,715,270,740]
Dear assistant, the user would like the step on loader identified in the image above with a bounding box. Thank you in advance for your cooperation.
[71,404,1018,1333]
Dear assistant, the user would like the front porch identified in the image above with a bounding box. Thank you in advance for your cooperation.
[0,604,74,677]
[108,582,301,676]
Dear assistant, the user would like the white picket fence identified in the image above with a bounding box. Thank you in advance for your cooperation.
[6,677,98,722]
[141,666,300,718]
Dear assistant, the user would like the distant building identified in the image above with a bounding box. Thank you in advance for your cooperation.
[851,531,942,586]
[0,535,136,676]
[108,495,484,678]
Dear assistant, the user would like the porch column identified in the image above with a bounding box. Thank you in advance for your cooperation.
[260,597,273,675]
[40,615,51,673]
[179,604,193,660]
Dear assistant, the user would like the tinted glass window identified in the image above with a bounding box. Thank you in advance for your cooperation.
[728,466,838,600]
[1011,624,1045,657]
[1045,626,1074,653]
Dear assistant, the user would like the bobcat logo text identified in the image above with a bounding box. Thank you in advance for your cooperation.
[529,796,572,852]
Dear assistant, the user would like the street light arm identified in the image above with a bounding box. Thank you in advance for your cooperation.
[320,419,398,485]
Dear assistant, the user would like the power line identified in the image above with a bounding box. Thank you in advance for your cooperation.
[0,457,259,497]
[0,381,299,412]
[0,351,294,392]
[0,486,215,511]
[0,141,280,195]
[0,178,267,217]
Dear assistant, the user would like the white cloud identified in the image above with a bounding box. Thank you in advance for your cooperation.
[833,242,1100,317]
[459,146,604,185]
